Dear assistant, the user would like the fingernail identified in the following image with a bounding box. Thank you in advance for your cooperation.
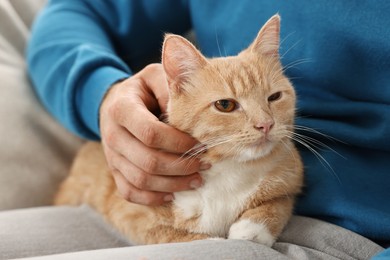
[190,178,203,189]
[200,163,212,171]
[164,194,174,202]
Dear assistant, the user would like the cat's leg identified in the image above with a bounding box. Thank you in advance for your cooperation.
[228,196,293,246]
[144,225,209,244]
[54,142,109,206]
[107,201,210,245]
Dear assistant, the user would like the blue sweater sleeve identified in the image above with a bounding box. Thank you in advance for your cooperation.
[27,0,191,139]
[372,248,390,260]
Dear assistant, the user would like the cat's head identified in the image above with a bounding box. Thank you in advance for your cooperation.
[162,15,296,162]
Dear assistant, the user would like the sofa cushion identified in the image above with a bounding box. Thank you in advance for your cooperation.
[0,0,83,210]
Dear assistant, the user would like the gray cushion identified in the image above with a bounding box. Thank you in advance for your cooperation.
[0,0,83,210]
[0,206,382,260]
[0,206,131,259]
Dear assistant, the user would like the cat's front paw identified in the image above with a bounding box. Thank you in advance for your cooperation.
[228,219,275,247]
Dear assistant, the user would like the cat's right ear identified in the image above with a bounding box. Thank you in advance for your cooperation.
[162,34,207,93]
[244,14,281,57]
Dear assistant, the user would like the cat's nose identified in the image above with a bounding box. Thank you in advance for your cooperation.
[253,120,274,134]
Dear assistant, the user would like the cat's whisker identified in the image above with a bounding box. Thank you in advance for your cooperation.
[265,39,304,82]
[281,131,341,183]
[261,35,291,79]
[269,57,311,84]
[265,55,283,83]
[284,76,302,81]
[215,30,224,57]
[168,134,243,172]
[286,124,347,158]
[279,39,302,61]
[282,58,313,73]
[198,133,260,163]
[284,129,345,159]
[271,59,311,82]
[280,138,298,163]
[195,132,261,161]
[292,125,347,144]
[168,142,212,172]
[279,31,296,49]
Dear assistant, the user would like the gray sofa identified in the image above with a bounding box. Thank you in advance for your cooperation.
[0,1,383,259]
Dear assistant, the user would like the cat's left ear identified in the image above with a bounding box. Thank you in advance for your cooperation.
[245,14,281,56]
[162,34,207,93]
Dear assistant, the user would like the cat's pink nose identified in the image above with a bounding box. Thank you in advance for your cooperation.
[254,120,274,134]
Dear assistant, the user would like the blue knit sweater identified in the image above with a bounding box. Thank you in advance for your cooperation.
[27,0,390,254]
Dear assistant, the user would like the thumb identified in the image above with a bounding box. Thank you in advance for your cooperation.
[142,64,170,115]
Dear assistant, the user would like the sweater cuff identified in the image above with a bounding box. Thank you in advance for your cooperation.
[77,66,130,139]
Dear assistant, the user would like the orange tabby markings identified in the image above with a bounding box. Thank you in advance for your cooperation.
[55,14,303,246]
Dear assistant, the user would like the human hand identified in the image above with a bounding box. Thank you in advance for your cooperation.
[99,64,209,206]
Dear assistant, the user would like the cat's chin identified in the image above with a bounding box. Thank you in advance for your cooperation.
[235,141,275,162]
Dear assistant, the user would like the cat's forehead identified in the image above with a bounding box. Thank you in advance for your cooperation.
[206,55,282,97]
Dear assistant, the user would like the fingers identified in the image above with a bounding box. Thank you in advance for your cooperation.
[106,69,197,154]
[107,126,206,176]
[109,149,203,206]
[112,169,173,206]
[111,151,203,193]
[131,64,198,154]
[99,63,210,206]
[141,64,170,114]
[120,103,198,155]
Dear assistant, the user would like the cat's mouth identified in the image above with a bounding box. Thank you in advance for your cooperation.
[248,137,271,148]
[236,137,275,162]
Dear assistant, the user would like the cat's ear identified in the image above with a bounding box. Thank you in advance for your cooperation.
[162,34,207,93]
[245,14,281,56]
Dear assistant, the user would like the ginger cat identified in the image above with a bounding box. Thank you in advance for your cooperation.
[55,15,303,246]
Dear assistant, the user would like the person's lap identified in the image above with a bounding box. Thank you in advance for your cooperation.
[0,205,130,259]
[0,205,383,260]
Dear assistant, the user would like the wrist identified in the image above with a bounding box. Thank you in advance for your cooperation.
[77,67,130,139]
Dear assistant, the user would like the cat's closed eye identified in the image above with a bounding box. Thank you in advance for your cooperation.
[214,99,238,112]
[268,92,282,102]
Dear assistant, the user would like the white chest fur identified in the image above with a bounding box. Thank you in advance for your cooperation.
[173,159,271,237]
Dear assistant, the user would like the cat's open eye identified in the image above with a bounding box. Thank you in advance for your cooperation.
[268,92,282,102]
[214,99,237,113]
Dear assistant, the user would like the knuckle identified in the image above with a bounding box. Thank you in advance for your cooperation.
[120,186,134,202]
[141,194,160,206]
[174,138,187,153]
[109,169,119,181]
[144,63,162,74]
[111,170,137,203]
[107,99,119,117]
[141,125,159,147]
[132,174,149,190]
[109,99,125,122]
[106,158,116,171]
[142,155,158,173]
[104,130,117,148]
